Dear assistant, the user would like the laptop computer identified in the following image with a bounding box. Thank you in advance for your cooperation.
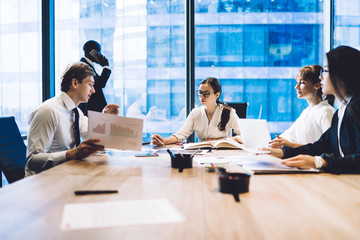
[237,119,271,150]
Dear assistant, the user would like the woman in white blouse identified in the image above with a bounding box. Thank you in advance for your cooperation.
[270,65,335,148]
[151,77,242,145]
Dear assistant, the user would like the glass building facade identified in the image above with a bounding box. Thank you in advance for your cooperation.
[0,0,42,132]
[334,0,360,49]
[64,0,324,140]
[0,0,359,141]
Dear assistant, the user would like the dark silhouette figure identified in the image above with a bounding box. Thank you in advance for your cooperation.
[79,40,111,115]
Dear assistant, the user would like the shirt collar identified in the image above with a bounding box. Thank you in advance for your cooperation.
[60,92,77,111]
[341,95,353,106]
[83,56,94,66]
[313,100,328,109]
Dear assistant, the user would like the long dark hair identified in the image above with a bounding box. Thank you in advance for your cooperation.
[201,77,232,131]
[326,45,360,125]
[296,65,335,106]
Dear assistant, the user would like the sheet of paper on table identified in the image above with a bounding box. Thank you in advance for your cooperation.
[194,154,319,173]
[61,198,185,231]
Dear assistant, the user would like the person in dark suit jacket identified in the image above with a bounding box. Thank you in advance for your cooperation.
[263,46,360,174]
[79,40,112,116]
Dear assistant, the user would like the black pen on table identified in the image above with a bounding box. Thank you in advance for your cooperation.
[74,190,118,195]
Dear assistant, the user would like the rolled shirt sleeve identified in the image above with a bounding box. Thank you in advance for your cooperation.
[172,110,196,142]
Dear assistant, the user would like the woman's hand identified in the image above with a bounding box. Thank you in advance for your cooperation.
[281,155,317,169]
[260,147,284,158]
[269,134,292,148]
[151,134,166,146]
[102,104,120,115]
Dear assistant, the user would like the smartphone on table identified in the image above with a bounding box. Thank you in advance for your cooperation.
[135,151,159,157]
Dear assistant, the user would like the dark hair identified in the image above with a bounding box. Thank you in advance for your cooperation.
[200,77,232,131]
[83,40,101,54]
[326,45,360,125]
[296,65,335,106]
[60,62,95,92]
[326,46,360,99]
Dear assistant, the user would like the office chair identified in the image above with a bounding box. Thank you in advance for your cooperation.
[226,102,248,119]
[0,117,27,187]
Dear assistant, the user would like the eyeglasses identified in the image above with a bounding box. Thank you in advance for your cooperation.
[320,69,329,76]
[196,90,213,98]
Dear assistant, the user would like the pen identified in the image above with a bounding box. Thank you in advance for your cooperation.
[152,134,165,146]
[166,148,176,158]
[74,190,118,195]
[152,134,176,158]
[190,148,201,158]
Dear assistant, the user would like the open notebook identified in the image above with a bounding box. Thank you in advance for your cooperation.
[183,138,244,150]
[238,119,271,149]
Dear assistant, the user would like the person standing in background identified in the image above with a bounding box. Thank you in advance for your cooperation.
[79,40,112,116]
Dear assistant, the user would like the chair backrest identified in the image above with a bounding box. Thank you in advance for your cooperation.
[0,117,27,184]
[226,102,248,119]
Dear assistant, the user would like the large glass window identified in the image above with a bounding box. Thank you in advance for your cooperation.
[55,0,186,142]
[334,0,360,49]
[2,0,352,144]
[0,0,42,133]
[194,0,324,136]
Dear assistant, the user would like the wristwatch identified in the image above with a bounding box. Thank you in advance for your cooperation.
[314,156,324,169]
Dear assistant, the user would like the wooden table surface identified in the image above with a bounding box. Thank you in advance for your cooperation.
[1,148,360,240]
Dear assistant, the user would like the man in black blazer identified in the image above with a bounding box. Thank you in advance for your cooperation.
[79,40,112,116]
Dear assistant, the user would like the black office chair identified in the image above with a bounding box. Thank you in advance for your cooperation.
[0,117,27,187]
[226,102,248,119]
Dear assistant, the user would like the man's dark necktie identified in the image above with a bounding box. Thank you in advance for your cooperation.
[73,108,80,147]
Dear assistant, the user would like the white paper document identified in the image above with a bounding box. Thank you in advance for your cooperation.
[61,198,185,231]
[194,154,319,173]
[88,111,143,151]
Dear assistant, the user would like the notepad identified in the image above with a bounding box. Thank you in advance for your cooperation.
[61,199,185,230]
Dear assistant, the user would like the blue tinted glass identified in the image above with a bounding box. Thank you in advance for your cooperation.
[334,0,360,49]
[195,0,324,136]
[56,0,186,142]
[0,0,42,134]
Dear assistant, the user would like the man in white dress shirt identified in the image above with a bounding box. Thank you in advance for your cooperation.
[25,62,109,176]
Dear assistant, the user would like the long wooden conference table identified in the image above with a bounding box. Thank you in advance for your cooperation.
[1,147,360,240]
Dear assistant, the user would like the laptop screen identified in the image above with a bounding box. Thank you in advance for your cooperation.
[237,119,271,149]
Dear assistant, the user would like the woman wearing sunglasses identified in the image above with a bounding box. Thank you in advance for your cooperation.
[263,46,360,174]
[151,77,242,145]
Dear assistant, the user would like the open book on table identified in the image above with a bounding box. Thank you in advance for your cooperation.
[183,138,245,150]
